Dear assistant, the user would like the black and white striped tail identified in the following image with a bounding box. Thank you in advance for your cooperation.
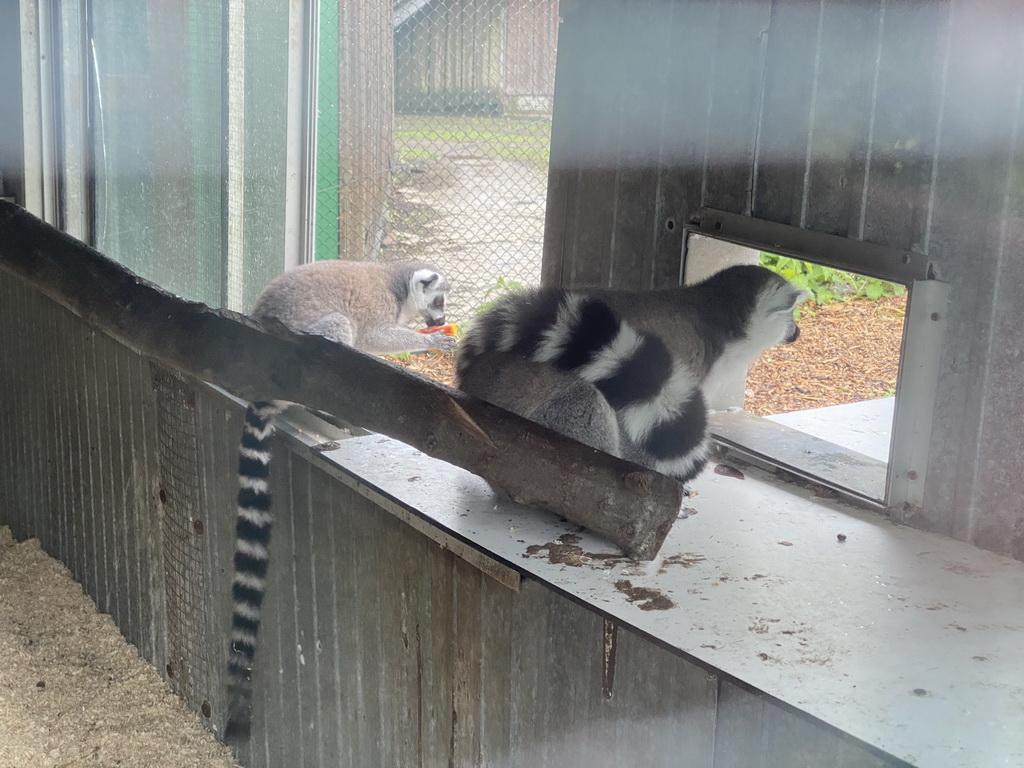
[458,289,708,484]
[224,400,280,744]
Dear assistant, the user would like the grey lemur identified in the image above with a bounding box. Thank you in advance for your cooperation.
[251,259,457,353]
[457,264,806,485]
[225,259,455,743]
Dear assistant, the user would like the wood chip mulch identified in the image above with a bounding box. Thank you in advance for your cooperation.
[388,294,906,418]
[743,295,906,416]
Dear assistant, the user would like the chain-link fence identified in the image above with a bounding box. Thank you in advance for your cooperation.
[315,0,559,323]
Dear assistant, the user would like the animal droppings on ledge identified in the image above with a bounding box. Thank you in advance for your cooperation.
[523,541,627,570]
[613,580,676,611]
[810,484,840,500]
[523,542,586,567]
[713,463,745,480]
[311,440,344,453]
[661,553,707,569]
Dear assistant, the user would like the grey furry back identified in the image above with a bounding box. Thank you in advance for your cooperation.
[458,287,709,484]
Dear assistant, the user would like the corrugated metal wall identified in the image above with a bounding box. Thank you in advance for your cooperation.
[0,269,905,766]
[504,0,560,109]
[395,0,507,113]
[543,0,1024,559]
[394,0,559,114]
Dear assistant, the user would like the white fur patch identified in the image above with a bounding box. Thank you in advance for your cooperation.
[411,268,441,291]
[243,421,275,442]
[233,600,262,622]
[577,325,644,383]
[232,570,267,592]
[239,446,271,465]
[534,294,585,363]
[235,538,269,561]
[238,476,270,494]
[237,505,273,527]
[653,438,709,481]
[618,363,699,441]
[251,403,282,419]
[231,628,259,647]
[496,305,522,353]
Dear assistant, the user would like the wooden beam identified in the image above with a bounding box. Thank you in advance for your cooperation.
[0,201,683,559]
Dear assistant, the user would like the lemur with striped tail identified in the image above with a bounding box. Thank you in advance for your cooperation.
[224,259,455,743]
[456,265,807,486]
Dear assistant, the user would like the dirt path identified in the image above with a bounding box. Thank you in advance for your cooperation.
[0,527,238,768]
[383,153,548,323]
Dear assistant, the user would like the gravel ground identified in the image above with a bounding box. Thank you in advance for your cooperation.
[743,294,906,415]
[0,526,238,768]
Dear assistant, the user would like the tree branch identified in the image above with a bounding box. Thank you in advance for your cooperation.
[0,202,683,559]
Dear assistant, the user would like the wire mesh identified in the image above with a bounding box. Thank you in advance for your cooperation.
[152,364,212,712]
[315,0,560,323]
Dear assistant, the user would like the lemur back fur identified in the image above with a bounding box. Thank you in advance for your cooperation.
[457,265,806,483]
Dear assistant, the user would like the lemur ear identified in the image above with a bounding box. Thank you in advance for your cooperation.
[791,289,811,308]
[414,269,441,291]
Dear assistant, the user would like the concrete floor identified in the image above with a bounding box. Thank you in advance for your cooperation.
[768,397,895,463]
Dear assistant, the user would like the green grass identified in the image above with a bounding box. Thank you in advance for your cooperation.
[399,147,442,162]
[395,115,552,166]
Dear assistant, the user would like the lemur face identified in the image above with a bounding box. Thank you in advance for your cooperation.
[411,268,450,327]
[749,275,808,350]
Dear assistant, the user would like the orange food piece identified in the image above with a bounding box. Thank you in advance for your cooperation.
[418,323,457,336]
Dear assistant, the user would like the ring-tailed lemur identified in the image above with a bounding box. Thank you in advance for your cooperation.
[456,264,806,484]
[225,259,455,744]
[251,259,456,354]
[459,288,713,481]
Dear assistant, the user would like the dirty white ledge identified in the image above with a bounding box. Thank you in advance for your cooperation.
[279,406,1022,768]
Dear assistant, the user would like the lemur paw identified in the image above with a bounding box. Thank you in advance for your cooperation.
[426,332,459,352]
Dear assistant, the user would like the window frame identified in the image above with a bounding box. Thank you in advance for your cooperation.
[685,208,949,510]
[23,0,318,311]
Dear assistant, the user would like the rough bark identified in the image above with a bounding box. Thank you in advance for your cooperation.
[0,201,683,558]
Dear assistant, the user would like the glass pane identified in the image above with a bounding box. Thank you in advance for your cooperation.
[88,0,288,311]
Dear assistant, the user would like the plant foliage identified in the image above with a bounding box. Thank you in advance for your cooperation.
[759,253,906,305]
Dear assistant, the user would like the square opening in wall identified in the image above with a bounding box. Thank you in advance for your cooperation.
[683,223,945,509]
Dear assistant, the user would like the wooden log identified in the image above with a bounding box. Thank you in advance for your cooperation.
[0,201,683,559]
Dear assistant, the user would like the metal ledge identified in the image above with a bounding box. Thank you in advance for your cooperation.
[693,208,931,284]
[708,409,888,506]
